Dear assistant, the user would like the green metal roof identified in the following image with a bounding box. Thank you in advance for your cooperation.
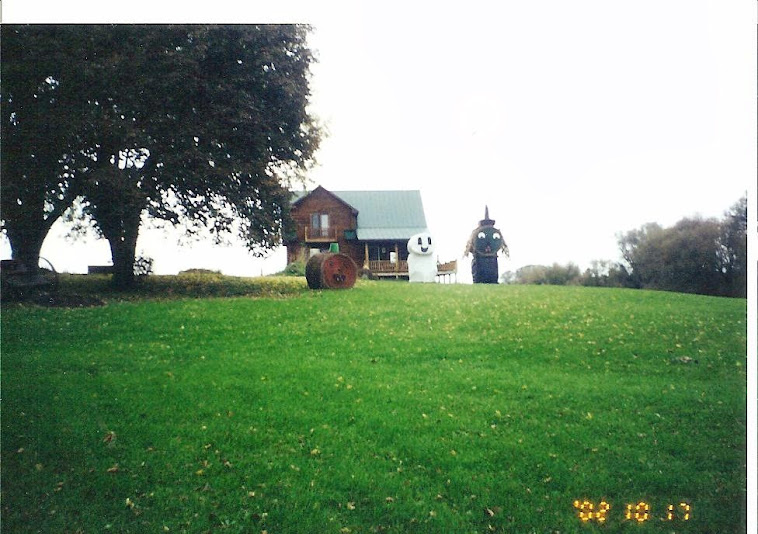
[292,189,428,241]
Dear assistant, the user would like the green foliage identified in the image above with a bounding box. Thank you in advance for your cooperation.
[618,197,747,297]
[177,268,222,275]
[513,263,582,286]
[511,262,633,288]
[54,273,308,301]
[0,26,88,268]
[580,260,631,288]
[1,283,746,532]
[133,256,154,277]
[719,196,748,297]
[1,25,321,288]
[278,261,307,277]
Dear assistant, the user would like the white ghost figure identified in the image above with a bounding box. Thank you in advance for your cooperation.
[407,232,437,283]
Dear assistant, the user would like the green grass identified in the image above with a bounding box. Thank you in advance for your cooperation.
[1,280,747,533]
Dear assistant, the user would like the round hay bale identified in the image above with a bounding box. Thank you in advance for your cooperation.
[305,253,358,290]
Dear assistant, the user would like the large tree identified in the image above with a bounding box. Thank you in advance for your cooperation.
[718,196,748,297]
[0,26,91,269]
[617,198,747,297]
[2,25,320,288]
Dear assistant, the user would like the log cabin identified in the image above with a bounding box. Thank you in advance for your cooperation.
[286,186,450,279]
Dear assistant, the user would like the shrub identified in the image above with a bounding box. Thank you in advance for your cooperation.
[514,263,581,285]
[579,261,633,288]
[178,268,222,276]
[55,273,308,301]
[278,261,306,277]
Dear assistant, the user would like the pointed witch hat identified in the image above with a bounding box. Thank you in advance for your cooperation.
[479,205,496,227]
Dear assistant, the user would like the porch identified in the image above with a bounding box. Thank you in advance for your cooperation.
[304,226,343,242]
[367,258,458,282]
[370,259,409,278]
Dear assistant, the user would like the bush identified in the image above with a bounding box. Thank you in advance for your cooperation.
[278,261,306,277]
[618,208,746,296]
[514,263,581,286]
[57,273,308,301]
[178,268,222,276]
[579,260,633,288]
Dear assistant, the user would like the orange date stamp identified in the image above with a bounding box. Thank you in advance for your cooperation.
[573,499,692,523]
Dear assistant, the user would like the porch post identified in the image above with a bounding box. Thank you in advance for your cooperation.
[363,243,370,269]
[395,244,400,272]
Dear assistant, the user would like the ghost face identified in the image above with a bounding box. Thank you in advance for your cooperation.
[474,226,504,256]
[407,232,435,256]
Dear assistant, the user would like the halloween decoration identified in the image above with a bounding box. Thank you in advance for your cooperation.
[305,252,358,289]
[464,206,509,284]
[407,231,437,283]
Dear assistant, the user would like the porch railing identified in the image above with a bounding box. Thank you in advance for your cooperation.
[369,260,408,273]
[304,226,340,241]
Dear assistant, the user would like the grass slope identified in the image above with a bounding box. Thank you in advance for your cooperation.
[1,281,747,533]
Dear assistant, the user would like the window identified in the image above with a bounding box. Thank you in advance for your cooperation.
[310,213,329,237]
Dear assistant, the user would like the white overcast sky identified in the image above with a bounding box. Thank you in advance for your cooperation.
[2,1,756,279]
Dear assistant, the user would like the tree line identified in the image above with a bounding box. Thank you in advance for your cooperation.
[2,25,320,288]
[505,196,747,298]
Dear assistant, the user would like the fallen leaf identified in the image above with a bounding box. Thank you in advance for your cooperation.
[107,464,120,473]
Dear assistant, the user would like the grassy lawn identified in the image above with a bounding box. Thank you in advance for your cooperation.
[1,279,747,533]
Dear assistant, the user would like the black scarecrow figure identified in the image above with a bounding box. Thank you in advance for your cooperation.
[464,206,509,283]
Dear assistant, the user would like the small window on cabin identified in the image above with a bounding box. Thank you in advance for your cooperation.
[310,213,329,237]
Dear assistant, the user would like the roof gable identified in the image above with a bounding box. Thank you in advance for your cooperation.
[291,185,358,215]
[291,187,428,241]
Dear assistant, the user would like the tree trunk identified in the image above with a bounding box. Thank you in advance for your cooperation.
[7,231,45,271]
[4,166,63,272]
[106,212,141,290]
[5,213,51,272]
